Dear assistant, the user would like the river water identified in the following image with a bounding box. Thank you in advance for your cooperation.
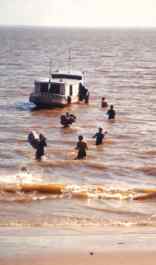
[0,26,156,229]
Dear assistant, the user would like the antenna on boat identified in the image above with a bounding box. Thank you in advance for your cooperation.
[48,59,52,90]
[68,49,72,73]
[49,59,52,78]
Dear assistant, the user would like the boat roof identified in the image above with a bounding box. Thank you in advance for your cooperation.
[52,69,83,75]
[35,78,52,83]
[34,69,84,84]
[51,70,83,80]
[34,77,83,84]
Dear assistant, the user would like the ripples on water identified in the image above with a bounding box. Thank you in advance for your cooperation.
[0,26,156,228]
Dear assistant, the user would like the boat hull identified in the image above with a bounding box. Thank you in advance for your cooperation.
[29,93,78,108]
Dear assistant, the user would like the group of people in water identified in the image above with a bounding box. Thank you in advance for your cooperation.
[28,131,47,161]
[28,97,116,161]
[60,112,77,128]
[75,127,108,160]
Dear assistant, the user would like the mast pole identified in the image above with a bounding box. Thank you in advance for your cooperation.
[48,59,52,90]
[49,59,52,77]
[68,49,72,73]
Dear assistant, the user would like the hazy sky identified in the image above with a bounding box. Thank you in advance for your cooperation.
[0,0,156,27]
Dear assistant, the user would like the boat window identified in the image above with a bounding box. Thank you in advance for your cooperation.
[40,83,48,93]
[35,82,40,93]
[69,85,73,96]
[49,83,61,94]
[60,86,65,95]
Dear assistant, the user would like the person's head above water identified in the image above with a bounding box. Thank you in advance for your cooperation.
[99,127,103,132]
[39,133,46,142]
[110,104,114,109]
[78,135,83,141]
[21,166,27,172]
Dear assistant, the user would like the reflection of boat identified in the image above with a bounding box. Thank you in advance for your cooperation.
[29,70,88,108]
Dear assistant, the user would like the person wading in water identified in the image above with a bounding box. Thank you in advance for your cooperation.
[35,133,47,161]
[75,135,88,160]
[28,131,47,161]
[60,112,76,128]
[93,128,107,145]
[101,97,108,108]
[107,104,116,120]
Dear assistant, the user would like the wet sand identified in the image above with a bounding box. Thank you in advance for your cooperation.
[1,251,156,265]
[0,227,156,265]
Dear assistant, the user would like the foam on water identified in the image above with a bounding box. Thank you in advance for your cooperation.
[0,181,156,202]
[16,101,36,111]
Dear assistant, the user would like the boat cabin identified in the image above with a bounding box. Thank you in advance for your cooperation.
[29,71,88,108]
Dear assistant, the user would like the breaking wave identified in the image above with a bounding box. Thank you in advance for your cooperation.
[0,182,156,202]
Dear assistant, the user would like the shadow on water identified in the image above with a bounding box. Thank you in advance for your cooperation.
[31,105,65,111]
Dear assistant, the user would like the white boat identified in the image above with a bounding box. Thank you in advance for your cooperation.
[29,70,89,108]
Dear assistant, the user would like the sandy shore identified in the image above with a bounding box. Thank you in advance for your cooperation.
[1,251,156,265]
[0,227,156,265]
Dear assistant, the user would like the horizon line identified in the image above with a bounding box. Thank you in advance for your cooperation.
[0,24,156,30]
